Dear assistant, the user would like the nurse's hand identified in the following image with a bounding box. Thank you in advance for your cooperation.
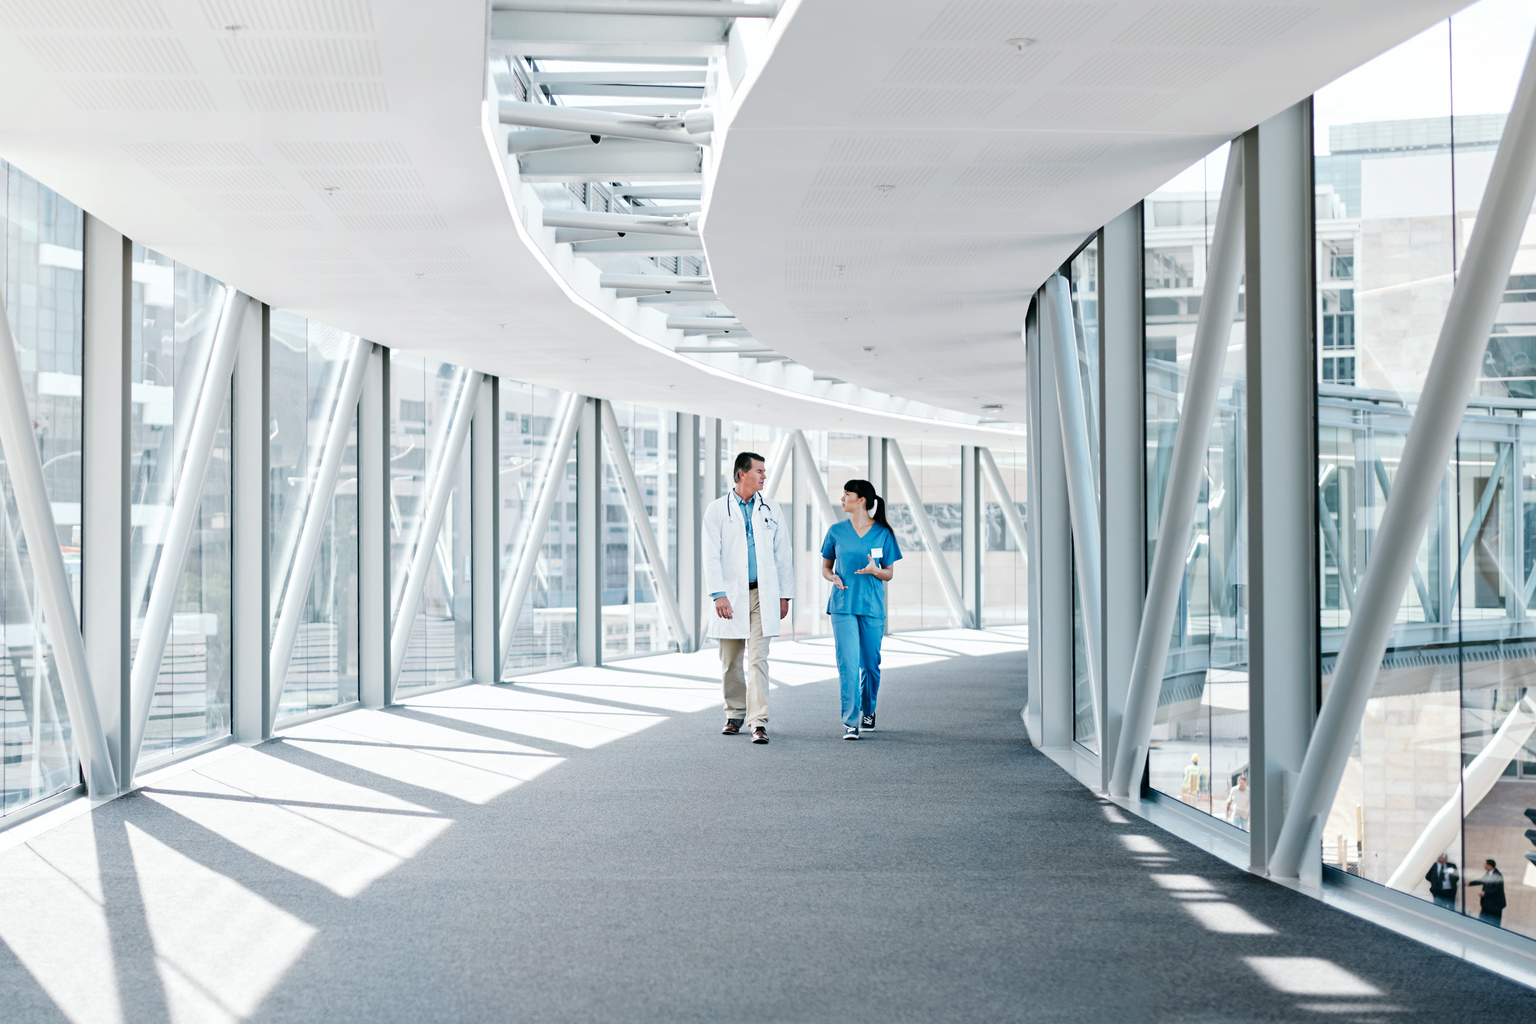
[827,573,846,589]
[714,596,733,619]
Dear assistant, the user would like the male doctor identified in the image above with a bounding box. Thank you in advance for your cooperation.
[703,450,794,744]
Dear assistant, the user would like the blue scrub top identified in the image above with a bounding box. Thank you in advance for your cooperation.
[821,520,902,617]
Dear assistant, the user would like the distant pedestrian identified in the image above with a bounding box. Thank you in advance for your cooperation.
[703,451,794,745]
[1224,775,1250,830]
[1425,853,1459,911]
[820,479,901,740]
[1468,859,1506,926]
[1180,754,1202,805]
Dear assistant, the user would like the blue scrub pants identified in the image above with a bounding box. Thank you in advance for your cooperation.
[832,613,883,727]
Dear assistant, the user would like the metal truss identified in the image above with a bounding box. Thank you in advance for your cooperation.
[389,372,484,694]
[887,440,968,628]
[127,288,251,783]
[1110,144,1246,800]
[1270,29,1536,880]
[499,391,582,676]
[268,338,372,724]
[0,278,117,795]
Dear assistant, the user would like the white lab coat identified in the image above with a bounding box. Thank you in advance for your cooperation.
[702,490,794,640]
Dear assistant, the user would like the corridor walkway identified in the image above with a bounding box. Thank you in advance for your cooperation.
[0,628,1532,1023]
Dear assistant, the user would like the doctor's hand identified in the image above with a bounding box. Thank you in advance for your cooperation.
[780,598,790,619]
[714,596,733,620]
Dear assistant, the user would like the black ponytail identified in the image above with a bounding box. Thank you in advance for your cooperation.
[843,479,891,531]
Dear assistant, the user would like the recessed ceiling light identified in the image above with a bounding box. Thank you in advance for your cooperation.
[1006,37,1036,51]
[874,184,895,193]
[862,346,876,352]
[981,403,1004,411]
[224,23,245,32]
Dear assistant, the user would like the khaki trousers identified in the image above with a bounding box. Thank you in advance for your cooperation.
[719,589,770,728]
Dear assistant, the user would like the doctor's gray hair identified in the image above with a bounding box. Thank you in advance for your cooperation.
[733,451,765,481]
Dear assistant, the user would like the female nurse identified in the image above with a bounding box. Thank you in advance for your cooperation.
[820,479,902,740]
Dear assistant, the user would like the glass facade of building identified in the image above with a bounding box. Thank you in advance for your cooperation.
[1317,0,1536,940]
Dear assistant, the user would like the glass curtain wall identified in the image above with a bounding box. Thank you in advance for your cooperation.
[602,402,678,658]
[1143,145,1251,825]
[0,161,82,814]
[982,446,1028,626]
[268,313,360,719]
[1068,240,1100,751]
[390,355,473,694]
[499,380,577,675]
[886,441,962,632]
[130,246,233,764]
[1317,0,1536,940]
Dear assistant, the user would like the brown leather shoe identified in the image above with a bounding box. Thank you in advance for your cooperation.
[752,727,768,744]
[722,718,743,735]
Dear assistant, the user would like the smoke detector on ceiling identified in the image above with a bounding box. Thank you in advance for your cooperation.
[1006,38,1036,51]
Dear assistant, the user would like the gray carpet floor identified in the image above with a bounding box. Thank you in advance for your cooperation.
[5,640,1536,1023]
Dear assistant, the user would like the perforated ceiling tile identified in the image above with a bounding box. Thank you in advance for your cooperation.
[954,163,1081,188]
[1022,89,1183,122]
[376,246,478,273]
[198,0,373,32]
[217,212,320,231]
[273,246,359,263]
[322,191,435,212]
[854,87,1008,120]
[971,136,1113,164]
[937,187,1051,210]
[20,34,193,74]
[800,188,906,209]
[1060,50,1240,88]
[811,164,940,188]
[338,212,446,230]
[885,46,1058,86]
[920,0,1112,44]
[154,166,286,190]
[892,237,1017,266]
[1112,4,1316,47]
[792,209,893,229]
[0,0,168,29]
[187,190,303,212]
[60,78,215,111]
[239,79,386,113]
[121,140,261,165]
[275,140,410,165]
[220,37,381,77]
[823,137,956,164]
[297,166,421,190]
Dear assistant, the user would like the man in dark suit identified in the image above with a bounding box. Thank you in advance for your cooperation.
[1468,859,1506,927]
[1424,853,1459,910]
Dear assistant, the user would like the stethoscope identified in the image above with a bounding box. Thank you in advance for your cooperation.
[726,492,778,531]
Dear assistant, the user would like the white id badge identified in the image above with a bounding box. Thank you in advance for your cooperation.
[870,547,883,561]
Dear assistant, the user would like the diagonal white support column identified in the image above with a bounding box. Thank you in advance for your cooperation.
[887,439,968,627]
[390,372,482,693]
[0,289,117,795]
[1045,271,1106,756]
[791,430,839,529]
[1110,143,1246,798]
[127,289,249,781]
[1271,34,1536,879]
[1317,465,1356,612]
[763,432,793,500]
[600,400,690,649]
[268,338,371,723]
[499,392,581,676]
[1370,459,1434,616]
[1386,693,1536,892]
[979,447,1028,554]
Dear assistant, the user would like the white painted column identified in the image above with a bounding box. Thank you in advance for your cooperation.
[232,302,270,742]
[576,397,602,666]
[961,445,983,629]
[677,413,701,652]
[472,379,499,684]
[82,216,131,783]
[1032,294,1074,748]
[359,346,389,708]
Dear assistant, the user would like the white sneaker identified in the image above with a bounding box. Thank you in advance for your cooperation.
[843,727,860,740]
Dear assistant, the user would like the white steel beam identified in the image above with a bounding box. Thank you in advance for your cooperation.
[600,401,690,649]
[390,372,482,693]
[978,447,1027,552]
[602,273,712,291]
[500,392,581,676]
[517,140,703,181]
[792,430,839,528]
[1045,272,1105,753]
[268,338,371,722]
[0,293,116,795]
[543,209,698,237]
[499,100,708,147]
[888,440,968,628]
[1109,143,1246,799]
[493,0,779,14]
[1270,31,1536,880]
[127,289,250,781]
